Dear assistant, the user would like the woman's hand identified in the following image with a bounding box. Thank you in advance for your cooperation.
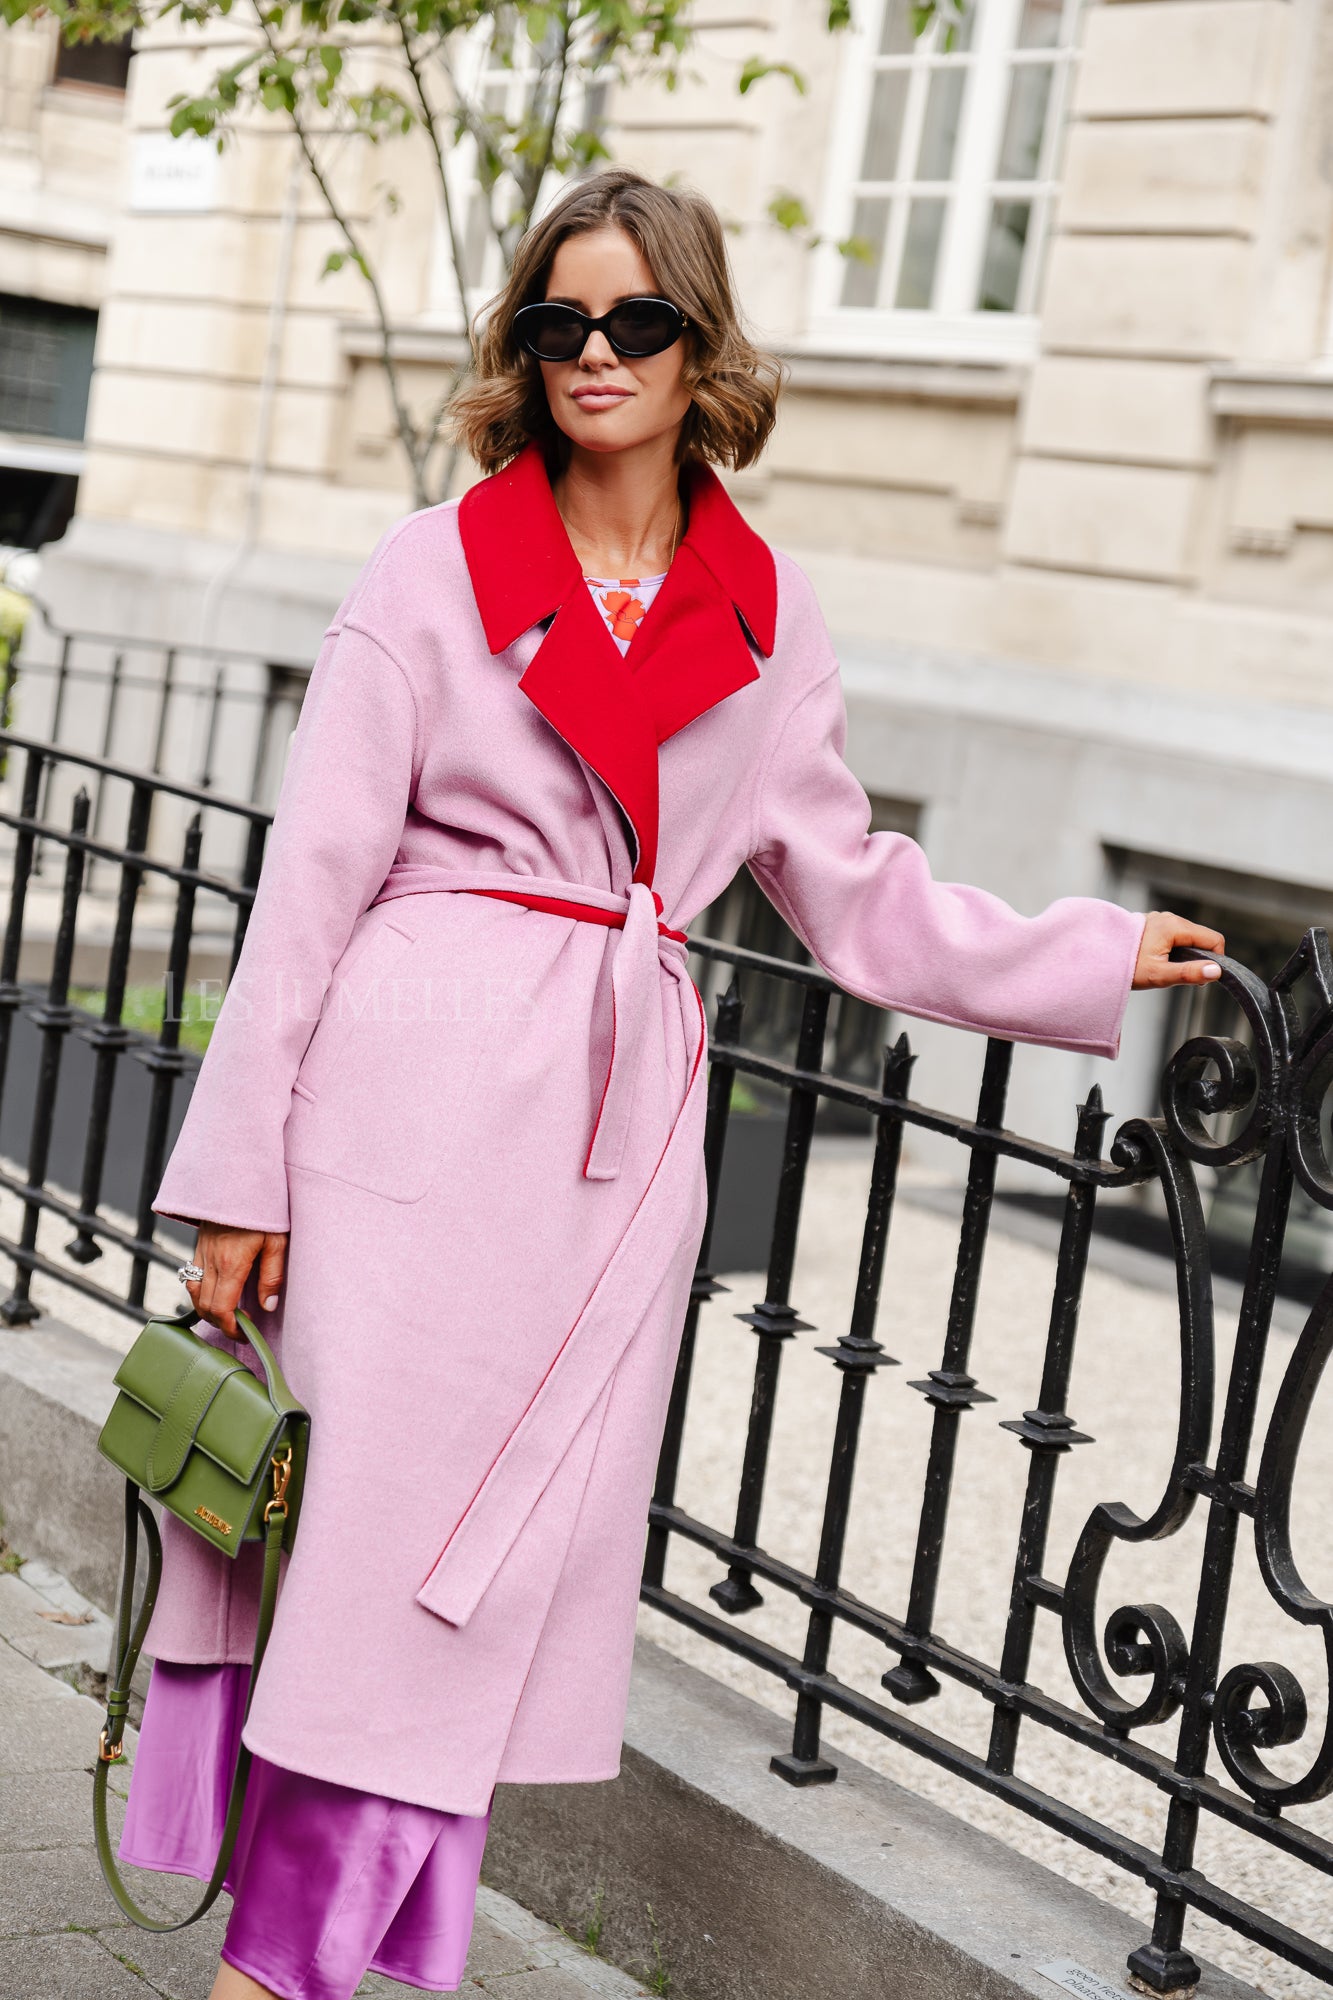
[185,1222,288,1340]
[1132,911,1226,990]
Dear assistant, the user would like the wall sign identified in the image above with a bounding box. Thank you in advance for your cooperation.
[128,131,220,213]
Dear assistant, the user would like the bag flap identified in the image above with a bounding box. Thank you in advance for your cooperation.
[112,1318,284,1494]
[193,1370,286,1490]
[112,1318,233,1416]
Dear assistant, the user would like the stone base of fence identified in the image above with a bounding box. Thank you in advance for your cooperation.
[487,1640,1259,2000]
[1,1315,1261,2000]
[0,1312,127,1609]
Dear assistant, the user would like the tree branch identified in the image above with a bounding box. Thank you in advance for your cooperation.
[521,0,571,230]
[392,1,471,317]
[436,35,511,267]
[252,0,430,503]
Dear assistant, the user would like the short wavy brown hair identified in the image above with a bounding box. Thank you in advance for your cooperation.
[448,167,784,476]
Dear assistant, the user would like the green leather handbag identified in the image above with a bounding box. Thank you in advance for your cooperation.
[92,1303,309,1930]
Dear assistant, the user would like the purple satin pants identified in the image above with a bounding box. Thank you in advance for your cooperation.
[119,1661,493,1998]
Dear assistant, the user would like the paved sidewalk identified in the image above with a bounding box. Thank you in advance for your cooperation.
[1,1561,652,2000]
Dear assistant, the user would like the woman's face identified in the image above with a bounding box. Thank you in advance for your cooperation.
[536,225,692,458]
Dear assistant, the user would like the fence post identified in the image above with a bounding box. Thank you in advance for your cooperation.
[883,1036,1010,1704]
[0,786,90,1324]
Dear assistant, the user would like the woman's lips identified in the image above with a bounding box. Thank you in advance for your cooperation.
[571,386,633,409]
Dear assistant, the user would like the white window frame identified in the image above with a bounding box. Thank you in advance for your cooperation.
[808,0,1082,363]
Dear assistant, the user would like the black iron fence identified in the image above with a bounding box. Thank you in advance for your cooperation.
[5,594,310,808]
[0,730,1329,1992]
[0,732,266,1319]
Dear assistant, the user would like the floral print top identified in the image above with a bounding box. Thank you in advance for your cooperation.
[584,572,668,656]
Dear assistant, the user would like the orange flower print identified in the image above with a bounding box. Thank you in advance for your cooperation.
[598,578,647,643]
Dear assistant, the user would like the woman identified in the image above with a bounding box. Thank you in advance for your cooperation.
[122,166,1222,2000]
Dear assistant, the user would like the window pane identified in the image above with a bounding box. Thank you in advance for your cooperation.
[895,198,947,307]
[840,197,891,307]
[915,65,965,180]
[859,68,911,180]
[1017,0,1063,47]
[995,62,1053,180]
[879,0,916,56]
[976,199,1030,310]
[0,320,60,435]
[54,31,132,90]
[1026,199,1053,309]
[0,295,96,439]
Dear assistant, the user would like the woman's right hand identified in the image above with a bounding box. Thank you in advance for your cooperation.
[185,1222,289,1340]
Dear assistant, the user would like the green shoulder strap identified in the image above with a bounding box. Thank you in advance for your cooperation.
[92,1387,292,1927]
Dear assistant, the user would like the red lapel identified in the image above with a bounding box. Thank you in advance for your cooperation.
[458,440,777,887]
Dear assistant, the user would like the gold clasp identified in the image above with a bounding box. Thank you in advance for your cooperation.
[98,1728,124,1764]
[264,1444,293,1524]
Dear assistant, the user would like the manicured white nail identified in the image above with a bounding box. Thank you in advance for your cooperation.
[263,1294,279,1309]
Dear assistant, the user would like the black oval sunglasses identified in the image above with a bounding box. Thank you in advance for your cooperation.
[513,296,689,363]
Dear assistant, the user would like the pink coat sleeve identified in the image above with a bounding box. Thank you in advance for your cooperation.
[746,664,1147,1060]
[152,617,419,1233]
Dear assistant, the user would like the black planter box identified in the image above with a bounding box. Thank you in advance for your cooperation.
[707,1109,786,1275]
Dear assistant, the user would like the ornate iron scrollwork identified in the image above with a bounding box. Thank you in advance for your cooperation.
[1062,1117,1213,1733]
[1159,958,1275,1172]
[1213,1266,1333,1808]
[1060,935,1333,1988]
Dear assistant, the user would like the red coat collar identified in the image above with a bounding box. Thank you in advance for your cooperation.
[458,441,777,887]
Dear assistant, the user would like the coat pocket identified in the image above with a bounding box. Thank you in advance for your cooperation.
[283,914,440,1204]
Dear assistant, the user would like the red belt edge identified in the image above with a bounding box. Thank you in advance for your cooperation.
[467,883,689,945]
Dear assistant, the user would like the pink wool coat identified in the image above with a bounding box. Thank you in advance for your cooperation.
[148,440,1148,1816]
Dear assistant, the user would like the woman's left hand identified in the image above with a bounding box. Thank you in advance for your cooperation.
[1132,911,1226,989]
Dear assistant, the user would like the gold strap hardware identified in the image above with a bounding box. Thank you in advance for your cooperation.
[98,1727,125,1764]
[264,1444,293,1524]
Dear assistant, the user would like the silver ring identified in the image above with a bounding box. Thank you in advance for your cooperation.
[177,1262,204,1284]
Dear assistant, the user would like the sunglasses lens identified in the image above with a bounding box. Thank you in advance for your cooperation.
[606,300,683,356]
[518,305,587,361]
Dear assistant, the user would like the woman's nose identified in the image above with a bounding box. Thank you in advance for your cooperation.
[578,329,617,366]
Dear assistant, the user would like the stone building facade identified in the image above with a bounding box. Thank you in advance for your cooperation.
[2,0,1332,1164]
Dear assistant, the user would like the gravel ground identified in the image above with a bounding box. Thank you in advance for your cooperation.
[6,1145,1330,1998]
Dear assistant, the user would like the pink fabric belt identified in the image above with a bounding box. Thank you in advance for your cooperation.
[367,869,691,1183]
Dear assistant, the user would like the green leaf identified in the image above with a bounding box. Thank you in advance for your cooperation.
[321,245,371,280]
[566,127,611,167]
[168,98,218,137]
[826,0,851,23]
[767,189,810,233]
[738,55,806,96]
[835,233,876,264]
